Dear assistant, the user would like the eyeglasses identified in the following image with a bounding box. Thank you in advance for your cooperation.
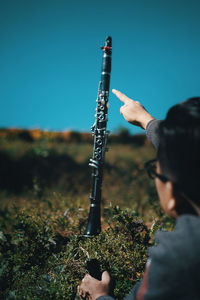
[144,159,169,183]
[144,159,200,215]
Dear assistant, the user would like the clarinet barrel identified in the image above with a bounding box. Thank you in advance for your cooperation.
[83,37,112,237]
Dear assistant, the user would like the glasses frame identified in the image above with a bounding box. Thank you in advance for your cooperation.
[144,159,169,183]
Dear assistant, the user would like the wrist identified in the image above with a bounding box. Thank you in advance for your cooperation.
[94,293,109,300]
[141,114,155,130]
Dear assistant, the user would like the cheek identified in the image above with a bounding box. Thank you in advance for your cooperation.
[155,178,167,211]
[155,178,161,197]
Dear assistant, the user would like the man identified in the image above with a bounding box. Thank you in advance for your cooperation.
[78,90,200,300]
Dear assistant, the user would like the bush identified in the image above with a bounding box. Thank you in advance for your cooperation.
[0,207,151,300]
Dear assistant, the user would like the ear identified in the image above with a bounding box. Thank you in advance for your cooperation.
[167,198,176,211]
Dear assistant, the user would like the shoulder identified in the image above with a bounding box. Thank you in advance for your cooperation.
[150,215,200,265]
[146,215,200,298]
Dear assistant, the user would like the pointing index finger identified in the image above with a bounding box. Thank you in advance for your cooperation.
[112,89,132,104]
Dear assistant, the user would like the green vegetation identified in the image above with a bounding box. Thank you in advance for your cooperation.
[0,131,174,299]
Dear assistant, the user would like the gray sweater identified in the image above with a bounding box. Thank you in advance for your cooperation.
[97,119,200,300]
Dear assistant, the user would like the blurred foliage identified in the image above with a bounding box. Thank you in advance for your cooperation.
[0,130,174,299]
[0,129,155,214]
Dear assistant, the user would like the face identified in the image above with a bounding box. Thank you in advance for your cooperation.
[155,161,177,218]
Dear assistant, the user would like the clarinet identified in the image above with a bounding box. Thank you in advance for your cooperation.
[83,36,112,237]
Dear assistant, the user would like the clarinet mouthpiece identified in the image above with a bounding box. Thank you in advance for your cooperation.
[106,36,112,44]
[101,36,112,50]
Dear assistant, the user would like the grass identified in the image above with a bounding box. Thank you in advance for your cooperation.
[0,131,174,299]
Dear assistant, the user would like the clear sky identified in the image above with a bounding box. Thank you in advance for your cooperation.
[1,0,200,133]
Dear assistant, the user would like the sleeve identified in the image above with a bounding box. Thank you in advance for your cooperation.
[136,228,194,300]
[124,281,142,299]
[146,119,161,150]
[96,281,141,300]
[134,240,172,300]
[96,296,115,300]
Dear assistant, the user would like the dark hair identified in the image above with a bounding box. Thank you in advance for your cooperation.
[157,97,200,206]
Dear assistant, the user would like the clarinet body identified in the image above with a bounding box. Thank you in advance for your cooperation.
[83,36,112,237]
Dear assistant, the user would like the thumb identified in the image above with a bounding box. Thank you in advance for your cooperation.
[101,271,110,285]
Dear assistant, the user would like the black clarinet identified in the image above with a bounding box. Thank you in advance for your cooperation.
[83,36,112,237]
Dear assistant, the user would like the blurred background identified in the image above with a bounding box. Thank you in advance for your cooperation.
[1,0,200,134]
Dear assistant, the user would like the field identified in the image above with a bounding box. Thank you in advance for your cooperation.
[0,129,173,299]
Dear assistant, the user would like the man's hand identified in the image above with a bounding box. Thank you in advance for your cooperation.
[112,89,154,130]
[78,271,110,300]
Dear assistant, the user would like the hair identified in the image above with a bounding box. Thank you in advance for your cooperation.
[157,97,200,206]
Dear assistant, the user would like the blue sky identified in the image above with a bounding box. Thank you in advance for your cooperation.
[1,0,200,134]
